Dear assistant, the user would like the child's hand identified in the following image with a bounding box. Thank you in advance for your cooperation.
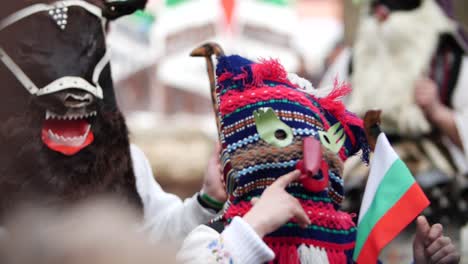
[413,216,460,264]
[242,170,310,237]
[201,142,227,205]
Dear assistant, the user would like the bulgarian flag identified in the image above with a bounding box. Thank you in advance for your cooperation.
[353,133,430,263]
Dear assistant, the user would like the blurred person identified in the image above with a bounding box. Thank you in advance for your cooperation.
[0,197,177,264]
[0,0,226,247]
[321,0,468,222]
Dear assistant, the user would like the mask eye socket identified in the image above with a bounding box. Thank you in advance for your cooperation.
[274,129,288,140]
[254,107,293,148]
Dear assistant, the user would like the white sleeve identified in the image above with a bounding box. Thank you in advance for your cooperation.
[450,55,468,168]
[130,144,217,244]
[177,217,275,264]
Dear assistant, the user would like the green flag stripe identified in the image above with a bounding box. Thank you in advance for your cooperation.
[354,159,415,257]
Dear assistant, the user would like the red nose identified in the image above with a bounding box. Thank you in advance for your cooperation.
[296,137,328,192]
[374,4,390,23]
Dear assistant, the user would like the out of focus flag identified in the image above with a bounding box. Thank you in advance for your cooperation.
[353,133,430,263]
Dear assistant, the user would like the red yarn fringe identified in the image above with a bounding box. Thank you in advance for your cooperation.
[317,79,364,147]
[218,71,234,83]
[251,59,292,87]
[326,249,347,264]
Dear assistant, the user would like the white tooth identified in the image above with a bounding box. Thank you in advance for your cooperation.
[52,132,60,140]
[46,111,50,120]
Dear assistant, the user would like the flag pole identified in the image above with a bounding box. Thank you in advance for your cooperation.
[363,110,382,152]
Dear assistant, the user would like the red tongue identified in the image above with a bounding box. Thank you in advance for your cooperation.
[41,119,94,156]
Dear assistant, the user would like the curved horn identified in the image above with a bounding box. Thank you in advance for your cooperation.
[190,42,225,131]
[363,110,382,151]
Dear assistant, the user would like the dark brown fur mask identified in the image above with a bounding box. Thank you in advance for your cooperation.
[0,0,147,222]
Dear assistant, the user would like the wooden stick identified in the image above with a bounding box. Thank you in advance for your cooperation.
[190,42,225,132]
[363,110,382,151]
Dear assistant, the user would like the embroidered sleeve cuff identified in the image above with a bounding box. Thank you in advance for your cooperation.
[222,216,275,264]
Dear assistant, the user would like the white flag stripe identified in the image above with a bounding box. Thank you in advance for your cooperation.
[358,133,399,224]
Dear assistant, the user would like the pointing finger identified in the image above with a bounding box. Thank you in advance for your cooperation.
[274,170,301,189]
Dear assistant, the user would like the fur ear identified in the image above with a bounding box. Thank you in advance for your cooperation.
[102,0,147,20]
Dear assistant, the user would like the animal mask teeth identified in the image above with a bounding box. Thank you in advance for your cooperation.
[47,125,91,146]
[45,110,96,121]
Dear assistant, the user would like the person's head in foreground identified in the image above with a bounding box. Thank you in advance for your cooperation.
[0,197,176,264]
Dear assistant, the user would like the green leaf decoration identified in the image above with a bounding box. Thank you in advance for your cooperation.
[318,122,346,154]
[253,107,293,148]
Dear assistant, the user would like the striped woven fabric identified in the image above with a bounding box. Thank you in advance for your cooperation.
[214,54,370,264]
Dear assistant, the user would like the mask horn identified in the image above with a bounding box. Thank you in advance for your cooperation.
[190,42,225,132]
[103,0,147,20]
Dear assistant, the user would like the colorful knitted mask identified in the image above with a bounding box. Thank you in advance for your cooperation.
[213,54,370,263]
